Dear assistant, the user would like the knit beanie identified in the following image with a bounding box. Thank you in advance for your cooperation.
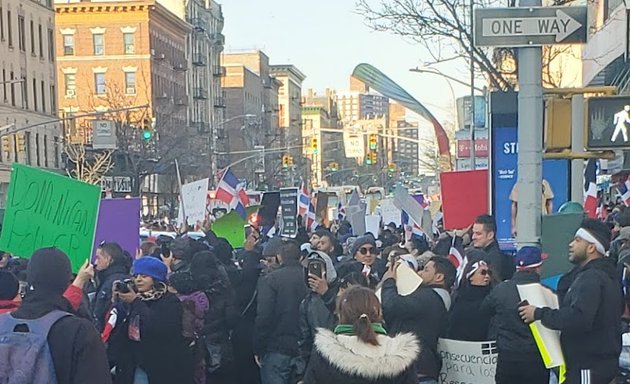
[27,247,73,295]
[168,271,197,295]
[0,270,19,300]
[132,257,168,283]
[170,237,192,260]
[350,235,378,258]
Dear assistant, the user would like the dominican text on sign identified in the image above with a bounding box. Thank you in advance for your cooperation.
[474,6,587,47]
[0,164,101,272]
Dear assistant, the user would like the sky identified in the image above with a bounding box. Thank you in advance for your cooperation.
[220,0,473,127]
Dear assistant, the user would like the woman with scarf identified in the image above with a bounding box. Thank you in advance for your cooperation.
[113,257,193,384]
[303,286,419,384]
[446,257,495,341]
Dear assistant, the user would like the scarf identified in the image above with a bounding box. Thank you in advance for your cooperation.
[138,282,167,302]
[334,323,388,336]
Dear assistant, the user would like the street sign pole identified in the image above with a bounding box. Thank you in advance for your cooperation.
[516,2,543,249]
[571,94,585,202]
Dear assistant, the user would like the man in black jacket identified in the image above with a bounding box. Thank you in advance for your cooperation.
[520,219,624,384]
[254,240,308,384]
[381,256,456,383]
[10,248,111,384]
[472,214,515,281]
[481,246,549,384]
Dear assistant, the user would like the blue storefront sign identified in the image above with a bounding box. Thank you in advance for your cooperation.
[492,126,569,250]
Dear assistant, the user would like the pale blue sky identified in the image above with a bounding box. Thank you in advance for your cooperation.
[220,0,472,125]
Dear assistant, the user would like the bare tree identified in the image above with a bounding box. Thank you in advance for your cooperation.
[65,143,113,185]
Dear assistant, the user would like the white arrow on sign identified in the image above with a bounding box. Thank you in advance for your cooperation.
[482,10,582,42]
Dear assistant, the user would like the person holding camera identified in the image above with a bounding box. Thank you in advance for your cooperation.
[112,257,192,384]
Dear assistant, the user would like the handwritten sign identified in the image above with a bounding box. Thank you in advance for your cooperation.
[0,164,101,272]
[438,338,498,384]
[177,178,209,225]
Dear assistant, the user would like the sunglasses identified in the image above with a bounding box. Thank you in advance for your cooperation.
[359,247,376,255]
[479,269,492,277]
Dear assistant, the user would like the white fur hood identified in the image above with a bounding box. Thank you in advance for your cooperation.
[313,328,420,379]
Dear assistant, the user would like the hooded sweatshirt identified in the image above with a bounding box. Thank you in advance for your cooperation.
[534,257,624,372]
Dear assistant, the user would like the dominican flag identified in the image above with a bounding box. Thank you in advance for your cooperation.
[583,159,598,218]
[305,202,318,231]
[413,194,430,210]
[618,177,630,207]
[337,202,346,221]
[215,168,249,219]
[299,182,310,216]
[101,307,118,343]
[447,236,467,287]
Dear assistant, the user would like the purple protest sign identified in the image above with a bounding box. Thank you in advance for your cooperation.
[92,198,141,261]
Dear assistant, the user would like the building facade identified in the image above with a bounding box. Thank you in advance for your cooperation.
[0,0,63,206]
[55,0,192,213]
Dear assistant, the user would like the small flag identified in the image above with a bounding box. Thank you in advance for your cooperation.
[215,168,249,219]
[618,177,630,207]
[101,307,118,343]
[583,159,598,218]
[448,235,467,287]
[299,181,310,217]
[305,202,318,231]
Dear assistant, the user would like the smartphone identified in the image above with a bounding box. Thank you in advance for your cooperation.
[308,260,325,279]
[518,299,530,307]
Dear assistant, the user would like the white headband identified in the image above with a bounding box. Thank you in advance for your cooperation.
[576,228,606,255]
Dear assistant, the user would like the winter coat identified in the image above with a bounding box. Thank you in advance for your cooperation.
[298,288,338,361]
[335,259,386,289]
[479,240,515,281]
[254,261,308,356]
[446,284,492,341]
[113,291,193,384]
[534,257,624,373]
[480,270,544,361]
[302,328,419,384]
[381,279,451,380]
[91,264,129,332]
[178,291,209,339]
[11,291,112,384]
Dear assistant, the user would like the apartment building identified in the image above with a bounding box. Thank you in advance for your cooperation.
[0,0,63,205]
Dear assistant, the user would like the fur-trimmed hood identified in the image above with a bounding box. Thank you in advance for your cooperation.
[313,328,420,380]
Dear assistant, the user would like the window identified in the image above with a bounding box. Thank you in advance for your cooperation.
[92,34,104,56]
[9,71,14,106]
[41,80,45,113]
[64,74,75,97]
[43,134,48,167]
[21,76,27,109]
[1,69,5,102]
[38,25,43,57]
[0,7,4,41]
[29,20,34,54]
[123,33,134,54]
[63,34,74,56]
[7,11,11,47]
[17,15,24,51]
[32,78,37,111]
[53,136,59,168]
[50,85,55,114]
[35,133,40,166]
[124,72,136,94]
[47,28,53,60]
[94,73,105,95]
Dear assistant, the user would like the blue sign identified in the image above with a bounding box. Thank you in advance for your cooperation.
[492,126,569,249]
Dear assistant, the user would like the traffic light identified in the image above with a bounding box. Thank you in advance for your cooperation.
[366,152,376,165]
[329,162,338,171]
[16,134,25,152]
[142,118,155,141]
[311,137,319,154]
[544,98,571,150]
[388,163,396,172]
[1,137,9,153]
[287,155,294,167]
[369,134,378,150]
[282,154,290,168]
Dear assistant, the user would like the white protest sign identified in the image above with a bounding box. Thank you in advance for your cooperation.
[438,338,497,384]
[177,178,209,225]
[394,186,424,227]
[380,198,402,225]
[517,283,565,368]
[365,215,381,238]
[375,262,422,301]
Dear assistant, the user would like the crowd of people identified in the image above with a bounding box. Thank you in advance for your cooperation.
[0,210,628,384]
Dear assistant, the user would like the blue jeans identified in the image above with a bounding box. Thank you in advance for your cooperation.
[260,352,293,384]
[133,367,149,384]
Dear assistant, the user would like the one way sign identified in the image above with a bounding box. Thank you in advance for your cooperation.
[474,6,587,47]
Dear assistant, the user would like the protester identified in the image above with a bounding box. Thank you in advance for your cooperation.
[262,236,284,273]
[302,286,419,384]
[92,241,132,332]
[446,259,493,341]
[316,230,344,263]
[519,219,623,384]
[138,241,159,258]
[0,270,20,314]
[2,247,111,384]
[611,211,630,264]
[255,240,308,384]
[381,256,456,383]
[337,235,385,289]
[471,215,515,281]
[112,256,192,384]
[481,246,550,384]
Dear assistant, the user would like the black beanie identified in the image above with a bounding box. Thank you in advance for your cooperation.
[0,270,19,300]
[351,235,378,258]
[27,247,72,295]
[580,218,612,252]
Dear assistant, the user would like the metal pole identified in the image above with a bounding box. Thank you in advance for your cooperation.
[469,0,476,170]
[174,159,186,222]
[571,94,585,202]
[516,0,543,249]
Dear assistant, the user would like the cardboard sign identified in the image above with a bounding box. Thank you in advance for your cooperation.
[365,215,381,238]
[380,198,402,226]
[440,170,488,230]
[0,164,101,272]
[438,338,498,384]
[280,188,298,238]
[177,178,209,226]
[93,198,141,259]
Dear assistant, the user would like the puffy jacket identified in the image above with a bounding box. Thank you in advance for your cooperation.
[480,270,543,361]
[381,279,451,380]
[534,258,624,372]
[254,261,308,356]
[91,264,129,332]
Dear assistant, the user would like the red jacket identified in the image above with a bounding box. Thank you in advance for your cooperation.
[0,285,83,314]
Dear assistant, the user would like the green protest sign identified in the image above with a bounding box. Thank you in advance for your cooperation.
[0,164,101,272]
[212,206,259,248]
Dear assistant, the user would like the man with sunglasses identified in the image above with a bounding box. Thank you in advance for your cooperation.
[336,236,385,289]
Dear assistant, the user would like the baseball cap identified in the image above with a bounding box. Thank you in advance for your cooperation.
[514,246,547,270]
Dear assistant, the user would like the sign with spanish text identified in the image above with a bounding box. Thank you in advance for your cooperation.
[438,338,498,384]
[0,164,101,272]
[280,188,298,238]
[177,178,209,226]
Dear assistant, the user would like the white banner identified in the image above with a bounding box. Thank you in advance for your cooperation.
[437,338,498,384]
[380,198,402,226]
[177,178,209,225]
[365,215,381,238]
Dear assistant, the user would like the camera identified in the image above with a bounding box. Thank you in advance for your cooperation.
[113,279,135,294]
